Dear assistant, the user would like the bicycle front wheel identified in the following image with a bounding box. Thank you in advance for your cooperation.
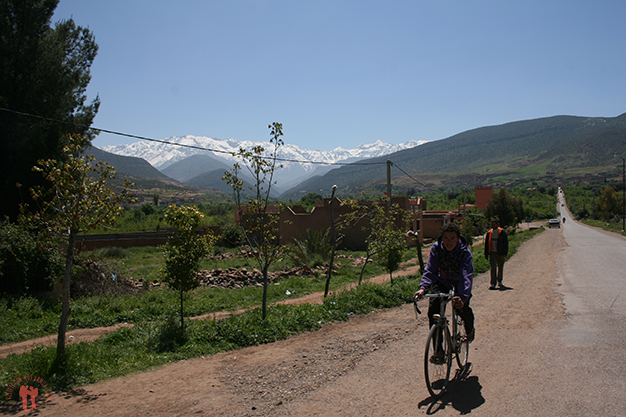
[454,315,469,369]
[424,322,452,398]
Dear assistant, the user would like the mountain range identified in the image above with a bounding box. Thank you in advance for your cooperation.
[101,137,426,195]
[94,112,626,199]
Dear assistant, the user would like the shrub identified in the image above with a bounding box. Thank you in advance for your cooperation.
[0,219,62,295]
[218,223,244,248]
[286,228,331,268]
[97,247,129,259]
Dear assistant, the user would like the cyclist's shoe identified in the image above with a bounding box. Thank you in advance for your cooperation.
[497,282,504,289]
[467,328,475,343]
[489,285,496,290]
[430,351,446,365]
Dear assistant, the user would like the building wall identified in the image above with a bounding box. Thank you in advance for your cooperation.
[277,196,424,250]
[475,186,493,210]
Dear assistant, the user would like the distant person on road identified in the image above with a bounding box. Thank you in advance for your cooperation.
[485,219,509,290]
[412,222,475,343]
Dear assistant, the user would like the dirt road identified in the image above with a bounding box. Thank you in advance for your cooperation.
[6,228,578,416]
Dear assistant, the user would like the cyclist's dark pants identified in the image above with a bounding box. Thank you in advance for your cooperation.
[427,283,475,351]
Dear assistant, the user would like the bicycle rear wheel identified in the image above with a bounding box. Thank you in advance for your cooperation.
[454,315,469,369]
[424,322,452,398]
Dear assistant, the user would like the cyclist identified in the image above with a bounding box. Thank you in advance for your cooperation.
[412,222,475,358]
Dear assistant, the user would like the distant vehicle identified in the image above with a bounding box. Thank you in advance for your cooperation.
[548,219,561,228]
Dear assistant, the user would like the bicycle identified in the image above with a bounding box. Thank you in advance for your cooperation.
[413,289,470,398]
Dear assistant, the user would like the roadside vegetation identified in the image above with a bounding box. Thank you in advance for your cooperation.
[1,227,540,396]
[562,185,625,234]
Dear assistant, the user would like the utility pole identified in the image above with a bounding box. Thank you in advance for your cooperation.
[386,160,392,214]
[615,155,625,232]
[325,185,338,297]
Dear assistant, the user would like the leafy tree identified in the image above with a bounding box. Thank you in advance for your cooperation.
[369,200,411,284]
[223,122,284,319]
[0,218,62,295]
[342,196,411,284]
[162,204,216,331]
[458,208,485,247]
[484,188,525,227]
[20,134,133,358]
[0,0,100,220]
[297,192,323,211]
[595,187,619,222]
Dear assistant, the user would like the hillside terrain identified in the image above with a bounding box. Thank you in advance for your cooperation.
[92,112,626,201]
[282,113,626,198]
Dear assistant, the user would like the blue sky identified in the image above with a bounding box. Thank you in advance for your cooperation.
[53,0,626,151]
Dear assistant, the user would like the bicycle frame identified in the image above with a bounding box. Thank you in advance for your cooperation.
[414,288,469,397]
[415,289,465,355]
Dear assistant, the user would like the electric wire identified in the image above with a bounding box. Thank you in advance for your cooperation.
[0,107,384,166]
[1,106,431,190]
[389,161,434,190]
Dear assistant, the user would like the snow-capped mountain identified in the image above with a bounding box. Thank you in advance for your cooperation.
[101,135,428,191]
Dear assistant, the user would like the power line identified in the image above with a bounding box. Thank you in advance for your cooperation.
[389,161,434,190]
[0,107,385,167]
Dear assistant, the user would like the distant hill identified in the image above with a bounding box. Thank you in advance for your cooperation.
[161,154,232,182]
[86,146,169,180]
[281,113,626,199]
[186,168,281,198]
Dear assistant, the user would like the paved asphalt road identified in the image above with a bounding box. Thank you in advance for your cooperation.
[553,189,626,415]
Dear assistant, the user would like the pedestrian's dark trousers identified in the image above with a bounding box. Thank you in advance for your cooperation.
[489,254,506,286]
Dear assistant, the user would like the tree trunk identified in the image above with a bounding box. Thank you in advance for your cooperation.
[57,232,76,358]
[325,188,338,298]
[261,266,269,320]
[358,254,370,285]
[180,289,184,331]
[416,238,425,272]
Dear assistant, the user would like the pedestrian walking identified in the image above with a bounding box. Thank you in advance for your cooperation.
[484,219,508,289]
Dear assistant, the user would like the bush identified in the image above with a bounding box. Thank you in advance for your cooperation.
[97,247,129,259]
[0,219,62,295]
[218,224,243,248]
[286,228,331,268]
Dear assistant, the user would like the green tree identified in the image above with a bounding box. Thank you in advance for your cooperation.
[162,204,216,331]
[223,122,284,319]
[0,218,62,295]
[0,0,100,220]
[484,188,524,227]
[20,134,133,358]
[595,186,619,222]
[342,196,411,284]
[297,192,323,211]
[458,208,484,247]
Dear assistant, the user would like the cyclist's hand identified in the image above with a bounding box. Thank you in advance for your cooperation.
[452,296,464,309]
[414,289,425,301]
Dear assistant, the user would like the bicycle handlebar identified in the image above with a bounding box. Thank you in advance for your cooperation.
[413,290,455,319]
[423,291,455,298]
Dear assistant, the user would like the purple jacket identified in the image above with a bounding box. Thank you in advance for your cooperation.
[420,235,474,303]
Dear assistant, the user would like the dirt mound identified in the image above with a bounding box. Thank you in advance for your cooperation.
[70,258,141,298]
